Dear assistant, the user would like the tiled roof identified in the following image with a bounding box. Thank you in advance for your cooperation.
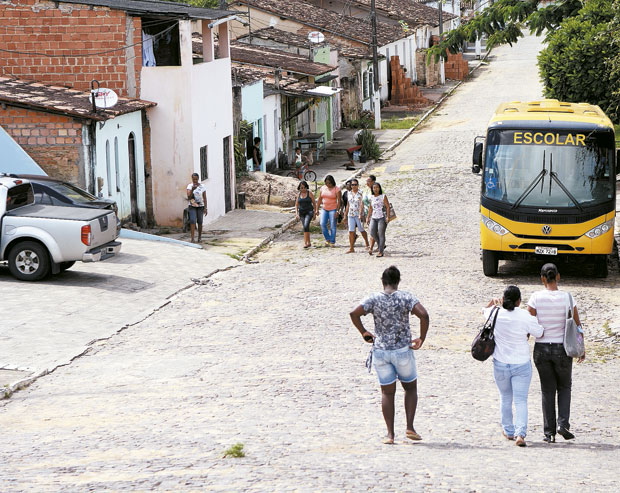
[0,77,156,121]
[351,0,457,27]
[192,33,337,76]
[231,44,337,76]
[58,0,236,21]
[231,0,408,46]
[236,27,372,60]
[230,63,332,98]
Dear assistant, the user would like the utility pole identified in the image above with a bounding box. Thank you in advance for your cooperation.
[370,0,381,129]
[438,0,445,84]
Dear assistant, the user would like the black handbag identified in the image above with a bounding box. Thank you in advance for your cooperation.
[471,306,499,361]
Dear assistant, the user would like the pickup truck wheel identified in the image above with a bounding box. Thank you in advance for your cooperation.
[8,241,50,281]
[59,261,76,272]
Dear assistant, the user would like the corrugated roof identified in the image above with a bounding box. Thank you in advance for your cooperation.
[231,0,408,46]
[58,0,236,21]
[0,77,156,122]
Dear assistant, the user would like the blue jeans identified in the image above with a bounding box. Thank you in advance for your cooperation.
[493,360,532,438]
[319,208,337,243]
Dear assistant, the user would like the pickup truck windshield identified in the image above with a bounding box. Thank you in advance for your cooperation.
[6,183,34,211]
[483,129,614,208]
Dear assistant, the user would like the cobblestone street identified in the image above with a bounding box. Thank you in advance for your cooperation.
[1,35,619,491]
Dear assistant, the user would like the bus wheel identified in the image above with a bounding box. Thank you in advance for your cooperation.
[482,250,499,277]
[594,255,608,278]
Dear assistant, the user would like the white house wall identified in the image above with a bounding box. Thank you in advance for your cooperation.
[262,94,281,166]
[94,111,146,221]
[378,33,417,101]
[141,20,234,227]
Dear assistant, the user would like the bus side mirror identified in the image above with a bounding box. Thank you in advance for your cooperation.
[472,142,483,173]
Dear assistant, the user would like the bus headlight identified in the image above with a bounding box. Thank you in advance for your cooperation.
[585,219,615,239]
[482,215,509,236]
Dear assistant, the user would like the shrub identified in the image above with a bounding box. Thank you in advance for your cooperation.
[355,129,381,160]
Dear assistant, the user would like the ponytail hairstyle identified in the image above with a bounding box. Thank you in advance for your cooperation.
[502,285,521,311]
[541,263,559,283]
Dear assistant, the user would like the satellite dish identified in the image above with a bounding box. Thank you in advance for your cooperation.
[92,88,118,109]
[308,31,325,44]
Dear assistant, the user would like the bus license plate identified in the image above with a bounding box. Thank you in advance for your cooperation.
[535,246,558,255]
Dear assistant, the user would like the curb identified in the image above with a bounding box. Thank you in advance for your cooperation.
[380,49,491,159]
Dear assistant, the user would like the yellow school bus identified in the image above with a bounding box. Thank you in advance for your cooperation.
[472,99,618,277]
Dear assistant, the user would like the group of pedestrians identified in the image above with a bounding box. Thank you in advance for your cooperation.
[295,174,393,256]
[351,263,584,447]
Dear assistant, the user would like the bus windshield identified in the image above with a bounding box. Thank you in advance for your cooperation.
[483,129,614,208]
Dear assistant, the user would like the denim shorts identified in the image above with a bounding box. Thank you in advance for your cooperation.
[373,345,417,385]
[347,215,365,232]
[188,206,204,224]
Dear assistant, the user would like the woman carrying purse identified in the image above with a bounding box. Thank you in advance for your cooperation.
[484,286,544,447]
[527,263,585,443]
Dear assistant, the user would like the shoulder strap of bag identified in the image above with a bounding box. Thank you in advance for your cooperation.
[567,292,574,320]
[490,306,500,329]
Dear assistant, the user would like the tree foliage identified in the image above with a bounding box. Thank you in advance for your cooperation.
[538,0,618,120]
[429,0,620,122]
[160,0,221,8]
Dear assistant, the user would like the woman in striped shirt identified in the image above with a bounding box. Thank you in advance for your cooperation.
[527,263,584,444]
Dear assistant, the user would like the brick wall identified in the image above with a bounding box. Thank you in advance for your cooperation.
[415,50,441,87]
[0,106,87,184]
[389,56,430,107]
[445,52,469,81]
[0,0,142,97]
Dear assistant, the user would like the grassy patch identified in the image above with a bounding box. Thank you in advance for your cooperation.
[222,443,246,458]
[615,124,620,147]
[381,117,420,130]
[587,342,619,363]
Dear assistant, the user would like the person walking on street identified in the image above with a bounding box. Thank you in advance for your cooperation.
[527,263,584,443]
[350,265,429,444]
[315,175,341,246]
[295,180,317,249]
[252,137,262,172]
[485,286,544,447]
[366,182,391,257]
[186,172,207,243]
[344,179,369,253]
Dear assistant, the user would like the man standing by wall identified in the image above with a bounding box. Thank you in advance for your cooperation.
[350,265,430,444]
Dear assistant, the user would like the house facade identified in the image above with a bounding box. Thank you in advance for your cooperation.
[0,77,154,223]
[0,0,238,227]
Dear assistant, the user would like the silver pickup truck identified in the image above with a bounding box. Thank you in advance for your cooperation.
[0,175,121,281]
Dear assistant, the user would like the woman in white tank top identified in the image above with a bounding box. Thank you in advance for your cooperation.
[527,263,584,444]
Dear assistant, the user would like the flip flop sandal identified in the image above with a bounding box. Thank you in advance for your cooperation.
[382,436,395,445]
[406,431,422,441]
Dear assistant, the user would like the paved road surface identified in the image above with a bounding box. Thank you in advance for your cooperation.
[1,34,619,491]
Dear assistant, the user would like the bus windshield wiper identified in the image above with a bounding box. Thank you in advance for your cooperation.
[512,151,547,209]
[548,154,583,211]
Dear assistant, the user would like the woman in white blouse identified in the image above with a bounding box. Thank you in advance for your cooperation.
[484,285,544,447]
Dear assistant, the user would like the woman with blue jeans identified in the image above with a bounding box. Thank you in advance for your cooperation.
[315,175,341,246]
[484,286,544,447]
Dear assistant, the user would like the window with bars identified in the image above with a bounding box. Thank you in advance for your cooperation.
[200,145,208,180]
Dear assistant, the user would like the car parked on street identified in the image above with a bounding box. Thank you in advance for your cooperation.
[0,175,121,281]
[16,174,120,232]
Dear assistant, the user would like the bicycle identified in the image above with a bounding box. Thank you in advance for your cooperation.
[287,162,317,182]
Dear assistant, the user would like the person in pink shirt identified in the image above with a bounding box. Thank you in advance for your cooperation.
[315,174,341,246]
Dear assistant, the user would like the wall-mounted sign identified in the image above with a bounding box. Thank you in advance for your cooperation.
[308,31,325,44]
[92,88,118,109]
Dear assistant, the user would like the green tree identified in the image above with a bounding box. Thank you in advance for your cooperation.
[429,0,620,122]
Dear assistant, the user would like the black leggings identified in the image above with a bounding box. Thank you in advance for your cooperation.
[300,212,313,232]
